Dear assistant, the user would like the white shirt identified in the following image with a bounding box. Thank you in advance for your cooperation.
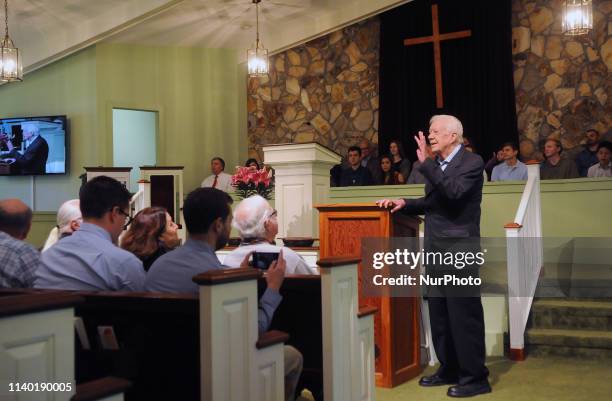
[223,242,318,275]
[201,171,232,192]
[587,162,612,178]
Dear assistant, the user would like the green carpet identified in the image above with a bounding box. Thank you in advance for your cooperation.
[376,356,612,401]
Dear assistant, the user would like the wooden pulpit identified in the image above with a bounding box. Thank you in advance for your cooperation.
[316,203,422,388]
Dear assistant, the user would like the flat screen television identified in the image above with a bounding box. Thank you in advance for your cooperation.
[0,115,68,176]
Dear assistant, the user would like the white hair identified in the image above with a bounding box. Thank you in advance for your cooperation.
[21,122,39,134]
[232,195,274,240]
[42,199,81,251]
[430,115,463,144]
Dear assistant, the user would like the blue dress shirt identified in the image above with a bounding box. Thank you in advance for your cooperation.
[146,238,282,334]
[436,144,462,172]
[35,223,145,291]
[491,160,528,181]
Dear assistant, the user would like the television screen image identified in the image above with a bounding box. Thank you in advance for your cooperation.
[0,115,68,176]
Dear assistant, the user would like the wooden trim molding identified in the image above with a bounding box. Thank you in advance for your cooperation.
[193,267,261,285]
[0,292,83,318]
[358,305,378,318]
[71,377,131,401]
[504,222,523,229]
[524,160,541,165]
[83,167,132,172]
[139,166,185,170]
[137,179,150,183]
[317,256,362,268]
[509,348,526,361]
[256,330,290,349]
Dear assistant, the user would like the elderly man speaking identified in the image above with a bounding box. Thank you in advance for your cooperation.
[224,195,317,275]
[377,115,490,398]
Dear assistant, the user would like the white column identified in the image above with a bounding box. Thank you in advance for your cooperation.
[263,143,341,239]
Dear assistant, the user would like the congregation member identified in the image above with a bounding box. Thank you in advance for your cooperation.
[42,199,81,251]
[245,158,261,170]
[575,129,601,177]
[145,187,304,401]
[491,142,528,181]
[201,156,232,192]
[379,155,404,185]
[339,146,373,186]
[120,206,180,271]
[378,115,491,398]
[0,199,39,288]
[35,176,145,291]
[224,195,317,274]
[389,140,411,181]
[540,139,579,180]
[587,141,612,178]
[484,148,504,181]
[359,138,382,183]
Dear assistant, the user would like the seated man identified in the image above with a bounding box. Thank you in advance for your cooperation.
[146,188,303,401]
[587,141,612,178]
[575,129,601,177]
[223,195,318,275]
[35,176,145,291]
[339,146,373,186]
[540,139,579,180]
[0,199,39,288]
[0,122,49,174]
[201,157,232,192]
[491,142,528,181]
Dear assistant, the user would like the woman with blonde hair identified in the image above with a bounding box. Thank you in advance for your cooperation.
[120,207,180,271]
[42,199,82,251]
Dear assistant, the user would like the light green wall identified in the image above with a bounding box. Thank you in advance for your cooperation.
[0,47,98,211]
[329,178,612,237]
[95,43,246,193]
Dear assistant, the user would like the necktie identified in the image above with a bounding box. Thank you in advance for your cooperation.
[212,175,218,188]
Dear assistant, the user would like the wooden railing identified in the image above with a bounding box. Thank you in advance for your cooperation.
[128,179,151,218]
[504,162,543,361]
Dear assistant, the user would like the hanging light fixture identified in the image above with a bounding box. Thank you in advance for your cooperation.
[0,0,21,82]
[562,0,593,36]
[247,0,268,76]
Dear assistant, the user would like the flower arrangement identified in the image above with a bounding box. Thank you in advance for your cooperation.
[231,166,274,200]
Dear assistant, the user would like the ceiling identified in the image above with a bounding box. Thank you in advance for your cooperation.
[9,0,409,74]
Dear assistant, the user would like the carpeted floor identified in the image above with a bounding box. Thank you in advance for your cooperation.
[376,356,612,401]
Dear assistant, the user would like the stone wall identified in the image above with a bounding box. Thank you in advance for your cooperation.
[247,17,379,161]
[512,0,612,160]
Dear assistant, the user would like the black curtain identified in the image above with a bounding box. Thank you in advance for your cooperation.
[378,0,517,161]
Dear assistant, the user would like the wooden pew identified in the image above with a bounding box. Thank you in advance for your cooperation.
[0,290,131,401]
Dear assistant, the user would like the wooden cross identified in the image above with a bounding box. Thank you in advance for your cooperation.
[403,4,472,108]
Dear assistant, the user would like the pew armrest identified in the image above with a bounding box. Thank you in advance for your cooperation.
[256,330,289,349]
[358,305,378,318]
[71,377,131,401]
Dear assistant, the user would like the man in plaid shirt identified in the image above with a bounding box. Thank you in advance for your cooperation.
[0,199,39,288]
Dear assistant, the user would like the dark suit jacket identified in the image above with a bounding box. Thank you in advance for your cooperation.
[10,136,49,174]
[402,146,484,241]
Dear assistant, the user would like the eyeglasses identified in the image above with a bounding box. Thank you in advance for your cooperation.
[116,207,134,230]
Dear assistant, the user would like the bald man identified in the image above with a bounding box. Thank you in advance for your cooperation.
[0,199,40,288]
[359,138,383,184]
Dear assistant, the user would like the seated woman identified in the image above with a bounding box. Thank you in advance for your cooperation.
[389,140,411,182]
[43,199,82,251]
[121,207,180,271]
[379,155,404,185]
[223,195,317,275]
[245,158,261,170]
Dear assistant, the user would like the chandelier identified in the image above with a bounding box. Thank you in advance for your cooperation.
[0,0,22,82]
[247,0,268,76]
[562,0,593,36]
